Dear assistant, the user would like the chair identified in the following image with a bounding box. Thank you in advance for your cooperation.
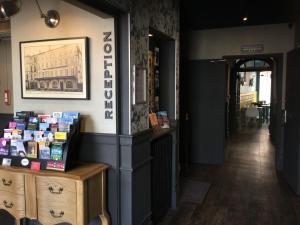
[20,218,72,225]
[245,106,260,127]
[0,209,16,225]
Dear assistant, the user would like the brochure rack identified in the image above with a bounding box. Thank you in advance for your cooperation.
[0,119,80,172]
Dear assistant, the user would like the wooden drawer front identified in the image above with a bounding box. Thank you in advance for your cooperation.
[36,176,76,203]
[37,201,76,225]
[0,190,25,219]
[0,171,24,195]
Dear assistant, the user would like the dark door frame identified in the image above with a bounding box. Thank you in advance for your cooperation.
[224,53,284,171]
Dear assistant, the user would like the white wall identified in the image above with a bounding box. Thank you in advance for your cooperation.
[11,0,116,133]
[188,23,294,59]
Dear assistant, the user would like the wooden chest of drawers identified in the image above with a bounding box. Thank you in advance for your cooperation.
[0,164,110,225]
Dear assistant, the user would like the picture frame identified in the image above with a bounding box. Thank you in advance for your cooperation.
[19,37,89,99]
[132,64,147,105]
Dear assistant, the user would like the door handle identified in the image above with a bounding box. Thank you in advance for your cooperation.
[284,110,287,124]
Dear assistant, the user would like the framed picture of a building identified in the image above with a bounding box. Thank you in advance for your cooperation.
[20,37,89,99]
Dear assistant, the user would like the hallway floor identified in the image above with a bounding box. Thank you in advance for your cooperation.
[161,127,300,225]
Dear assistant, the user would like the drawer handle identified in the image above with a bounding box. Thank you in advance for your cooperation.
[50,210,64,218]
[48,186,63,194]
[2,179,12,186]
[3,200,13,209]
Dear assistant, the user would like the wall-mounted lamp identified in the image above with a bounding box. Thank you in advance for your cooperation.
[34,0,60,28]
[0,0,21,22]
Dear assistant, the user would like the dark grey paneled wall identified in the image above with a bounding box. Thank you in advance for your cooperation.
[0,114,13,136]
[79,133,119,225]
[79,131,153,225]
[120,130,152,225]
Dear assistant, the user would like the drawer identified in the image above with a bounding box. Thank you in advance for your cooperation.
[37,200,76,225]
[0,190,25,219]
[0,171,24,195]
[36,176,76,203]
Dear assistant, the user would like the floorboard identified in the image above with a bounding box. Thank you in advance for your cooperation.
[160,127,300,225]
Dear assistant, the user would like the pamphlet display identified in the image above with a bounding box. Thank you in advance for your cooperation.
[0,111,80,172]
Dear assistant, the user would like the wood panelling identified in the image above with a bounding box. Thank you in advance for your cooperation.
[0,163,110,225]
[0,170,24,195]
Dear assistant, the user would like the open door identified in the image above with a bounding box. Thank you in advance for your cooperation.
[283,48,300,195]
[187,60,226,164]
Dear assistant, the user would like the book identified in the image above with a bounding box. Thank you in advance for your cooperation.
[0,138,10,156]
[44,131,54,142]
[27,123,37,131]
[29,117,39,124]
[4,129,13,139]
[62,111,79,119]
[12,130,23,140]
[16,141,26,157]
[16,122,26,130]
[45,117,58,124]
[31,161,41,171]
[23,130,34,141]
[39,123,50,131]
[8,121,17,129]
[46,161,65,171]
[13,117,25,123]
[149,112,159,129]
[156,111,170,129]
[27,141,38,158]
[50,124,58,133]
[59,117,74,123]
[2,158,11,166]
[53,112,63,119]
[16,111,32,121]
[39,142,51,160]
[58,121,70,132]
[38,115,51,123]
[34,131,44,142]
[10,140,17,156]
[51,142,64,161]
[54,132,67,140]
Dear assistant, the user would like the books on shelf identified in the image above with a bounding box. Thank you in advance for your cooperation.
[149,111,170,129]
[156,111,170,129]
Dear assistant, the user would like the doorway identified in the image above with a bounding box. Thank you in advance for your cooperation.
[232,59,273,130]
[226,54,284,171]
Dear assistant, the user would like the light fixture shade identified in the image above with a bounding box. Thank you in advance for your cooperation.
[44,9,60,28]
[0,0,21,22]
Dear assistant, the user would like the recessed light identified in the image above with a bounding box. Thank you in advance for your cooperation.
[243,16,248,22]
[148,34,153,37]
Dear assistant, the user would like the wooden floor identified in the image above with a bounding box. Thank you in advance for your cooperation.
[160,127,300,225]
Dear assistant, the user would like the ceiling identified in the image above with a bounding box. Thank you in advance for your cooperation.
[181,0,298,30]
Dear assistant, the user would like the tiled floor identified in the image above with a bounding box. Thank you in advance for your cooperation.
[159,127,300,225]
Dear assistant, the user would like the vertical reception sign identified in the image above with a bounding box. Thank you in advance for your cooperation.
[101,26,116,133]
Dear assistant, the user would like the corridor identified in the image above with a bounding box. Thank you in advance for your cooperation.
[162,127,300,225]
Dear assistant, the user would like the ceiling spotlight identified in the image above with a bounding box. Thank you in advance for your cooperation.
[243,16,248,22]
[148,33,153,37]
[34,0,60,28]
[0,0,22,22]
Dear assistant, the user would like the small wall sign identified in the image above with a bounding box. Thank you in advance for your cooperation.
[241,44,264,54]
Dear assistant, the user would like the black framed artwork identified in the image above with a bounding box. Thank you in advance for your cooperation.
[19,37,89,100]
